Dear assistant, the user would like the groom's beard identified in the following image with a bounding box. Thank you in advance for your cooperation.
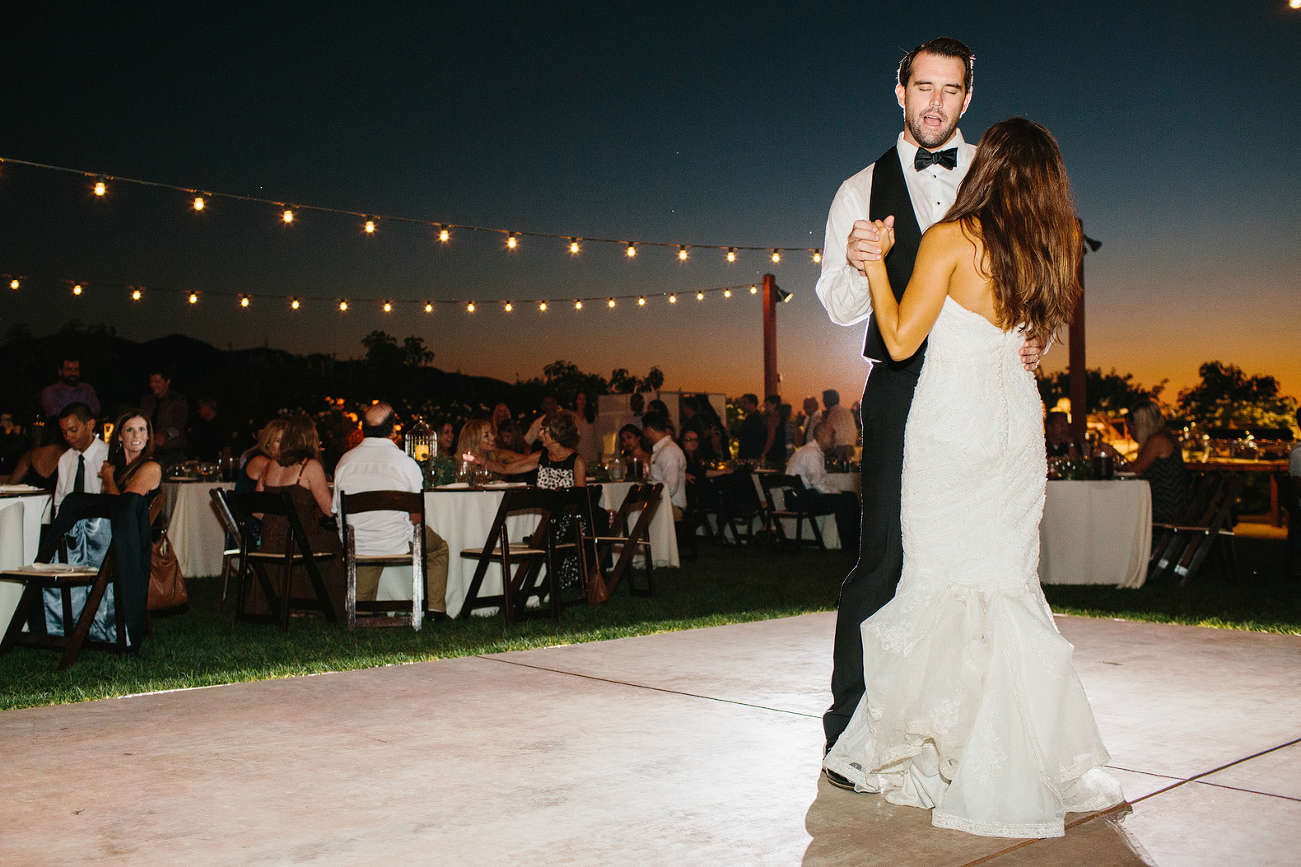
[907,111,959,151]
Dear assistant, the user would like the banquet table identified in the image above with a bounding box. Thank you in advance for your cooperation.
[1039,479,1152,588]
[0,489,54,631]
[161,480,236,578]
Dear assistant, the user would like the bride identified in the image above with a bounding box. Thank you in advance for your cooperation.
[822,118,1124,838]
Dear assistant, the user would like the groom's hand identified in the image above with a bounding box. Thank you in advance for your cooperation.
[846,215,895,274]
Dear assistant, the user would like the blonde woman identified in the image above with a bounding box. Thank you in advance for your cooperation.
[1127,399,1188,523]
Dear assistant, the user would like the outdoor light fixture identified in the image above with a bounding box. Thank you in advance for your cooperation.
[776,287,793,303]
[696,291,704,301]
[188,292,199,304]
[131,289,141,300]
[193,196,205,211]
[724,289,732,298]
[438,225,450,242]
[727,248,736,262]
[93,176,106,196]
[679,246,688,260]
[570,239,580,254]
[339,300,348,311]
[467,302,475,312]
[669,294,677,304]
[291,297,300,309]
[539,301,547,311]
[812,251,822,263]
[626,243,636,257]
[424,302,433,313]
[383,301,392,312]
[504,302,513,312]
[638,296,646,306]
[240,295,250,307]
[73,284,83,295]
[607,298,615,308]
[574,300,582,310]
[507,233,517,249]
[9,279,19,290]
[364,219,376,233]
[750,285,757,294]
[771,250,781,263]
[283,209,294,223]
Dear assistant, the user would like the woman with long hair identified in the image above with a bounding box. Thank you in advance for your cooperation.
[236,418,287,493]
[1126,399,1188,523]
[98,409,162,498]
[823,119,1123,837]
[456,418,525,469]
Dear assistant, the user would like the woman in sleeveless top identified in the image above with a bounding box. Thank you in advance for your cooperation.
[98,410,162,501]
[236,419,286,494]
[1126,399,1188,524]
[4,442,66,490]
[823,119,1123,838]
[253,412,345,617]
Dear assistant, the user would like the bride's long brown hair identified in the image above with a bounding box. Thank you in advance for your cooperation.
[944,118,1081,346]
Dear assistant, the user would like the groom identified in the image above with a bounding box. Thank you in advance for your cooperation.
[815,37,1042,780]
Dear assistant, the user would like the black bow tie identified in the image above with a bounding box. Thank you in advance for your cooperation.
[914,147,958,171]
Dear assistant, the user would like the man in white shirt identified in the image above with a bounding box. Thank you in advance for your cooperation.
[643,411,686,519]
[820,390,859,461]
[814,38,1049,766]
[55,402,108,509]
[332,403,449,616]
[786,422,861,555]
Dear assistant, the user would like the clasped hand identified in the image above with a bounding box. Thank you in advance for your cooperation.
[846,216,896,274]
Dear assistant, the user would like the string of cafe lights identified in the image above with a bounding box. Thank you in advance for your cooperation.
[0,156,824,265]
[2,272,777,314]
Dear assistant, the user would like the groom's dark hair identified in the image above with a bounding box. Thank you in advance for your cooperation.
[898,37,974,93]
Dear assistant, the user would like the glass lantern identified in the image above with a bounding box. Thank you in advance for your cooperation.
[406,417,436,462]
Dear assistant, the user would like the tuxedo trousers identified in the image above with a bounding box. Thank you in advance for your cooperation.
[823,363,920,748]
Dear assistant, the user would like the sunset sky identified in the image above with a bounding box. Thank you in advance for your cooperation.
[3,2,1298,411]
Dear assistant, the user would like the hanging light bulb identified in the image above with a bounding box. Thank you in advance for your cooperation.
[750,285,758,294]
[382,301,392,312]
[539,301,547,311]
[240,295,250,307]
[193,196,205,211]
[131,288,142,301]
[771,249,781,263]
[724,289,732,298]
[638,296,646,306]
[73,284,83,295]
[570,238,581,254]
[438,226,449,242]
[669,294,677,304]
[93,177,106,196]
[9,279,19,290]
[339,299,349,311]
[290,297,300,310]
[626,243,636,258]
[188,292,199,304]
[467,302,475,312]
[364,219,376,234]
[504,301,513,312]
[424,302,434,313]
[507,233,517,249]
[678,245,688,261]
[282,209,294,223]
[607,298,616,308]
[727,248,736,263]
[812,251,822,263]
[574,300,582,310]
[696,291,704,301]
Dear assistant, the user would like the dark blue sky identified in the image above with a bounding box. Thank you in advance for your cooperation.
[3,1,1298,404]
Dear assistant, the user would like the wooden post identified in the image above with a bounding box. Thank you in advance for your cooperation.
[1068,225,1090,448]
[762,273,779,398]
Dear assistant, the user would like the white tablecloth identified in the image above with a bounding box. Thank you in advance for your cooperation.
[1039,479,1151,587]
[0,492,54,629]
[597,482,680,568]
[163,481,235,578]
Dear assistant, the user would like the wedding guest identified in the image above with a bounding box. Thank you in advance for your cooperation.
[618,424,650,466]
[524,396,563,451]
[737,394,766,460]
[761,394,786,468]
[140,367,188,468]
[3,441,66,490]
[787,422,861,554]
[98,409,163,501]
[332,402,449,618]
[1044,411,1079,458]
[54,403,107,509]
[254,412,345,616]
[236,419,286,493]
[573,392,601,465]
[800,396,822,446]
[643,411,686,519]
[820,390,859,461]
[496,417,527,455]
[438,420,459,459]
[491,403,513,431]
[694,396,729,462]
[1126,400,1188,525]
[617,392,645,433]
[187,396,233,462]
[40,358,101,428]
[681,429,709,483]
[478,413,586,489]
[456,419,525,467]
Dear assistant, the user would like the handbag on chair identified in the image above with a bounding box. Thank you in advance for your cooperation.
[148,528,188,611]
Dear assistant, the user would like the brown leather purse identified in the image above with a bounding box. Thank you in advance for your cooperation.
[148,529,188,611]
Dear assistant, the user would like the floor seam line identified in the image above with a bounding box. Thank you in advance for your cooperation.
[1189,779,1301,803]
[1127,736,1301,806]
[475,655,821,718]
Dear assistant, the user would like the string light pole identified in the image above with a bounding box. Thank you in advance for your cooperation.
[1068,224,1103,448]
[761,273,792,399]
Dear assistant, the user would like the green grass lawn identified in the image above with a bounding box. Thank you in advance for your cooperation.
[1,535,1295,711]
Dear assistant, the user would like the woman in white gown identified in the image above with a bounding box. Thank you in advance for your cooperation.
[822,118,1124,839]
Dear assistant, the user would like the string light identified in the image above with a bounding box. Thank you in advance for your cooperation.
[626,243,636,258]
[696,291,704,301]
[339,300,348,311]
[724,289,732,298]
[382,301,392,312]
[669,294,677,304]
[507,233,517,249]
[131,288,142,300]
[812,251,822,263]
[188,292,199,304]
[9,279,18,290]
[539,301,547,311]
[290,297,300,310]
[638,296,646,306]
[364,219,376,234]
[727,248,736,262]
[750,285,758,294]
[771,250,781,263]
[73,284,83,295]
[678,245,688,261]
[467,302,475,312]
[239,295,250,307]
[424,302,433,313]
[570,238,581,254]
[282,209,294,223]
[607,298,615,308]
[438,226,449,242]
[504,302,512,312]
[574,300,582,310]
[193,196,205,211]
[93,176,106,196]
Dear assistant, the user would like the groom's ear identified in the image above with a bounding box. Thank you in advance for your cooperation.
[961,87,973,116]
[896,83,907,110]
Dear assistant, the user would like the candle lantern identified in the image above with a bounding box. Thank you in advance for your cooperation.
[406,417,436,462]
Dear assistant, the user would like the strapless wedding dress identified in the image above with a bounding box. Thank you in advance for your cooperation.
[823,297,1124,838]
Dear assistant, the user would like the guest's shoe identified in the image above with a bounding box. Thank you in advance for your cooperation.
[823,768,856,791]
[424,610,449,622]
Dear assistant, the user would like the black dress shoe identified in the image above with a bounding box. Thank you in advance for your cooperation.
[823,768,856,791]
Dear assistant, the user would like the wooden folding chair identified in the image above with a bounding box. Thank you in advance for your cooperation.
[210,488,243,612]
[1276,470,1301,579]
[759,473,827,551]
[228,490,338,629]
[459,487,556,623]
[712,467,769,546]
[340,490,426,631]
[590,482,662,599]
[1149,471,1241,586]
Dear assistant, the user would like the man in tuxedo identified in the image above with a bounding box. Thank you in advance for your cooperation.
[815,37,1043,776]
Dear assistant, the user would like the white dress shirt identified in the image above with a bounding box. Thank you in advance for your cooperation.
[331,437,424,557]
[822,405,860,451]
[815,130,977,336]
[786,441,837,495]
[54,437,108,508]
[649,436,687,510]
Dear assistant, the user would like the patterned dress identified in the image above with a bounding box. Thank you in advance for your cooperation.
[537,450,580,589]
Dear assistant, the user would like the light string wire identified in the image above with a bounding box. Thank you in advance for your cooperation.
[2,271,766,311]
[0,155,822,260]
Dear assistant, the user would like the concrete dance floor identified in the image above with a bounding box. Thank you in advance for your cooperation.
[2,612,1298,865]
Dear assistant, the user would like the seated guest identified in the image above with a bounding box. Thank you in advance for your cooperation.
[786,421,861,554]
[98,409,163,501]
[438,419,458,459]
[491,403,513,431]
[3,440,66,490]
[254,412,345,617]
[618,423,650,466]
[573,392,601,465]
[55,403,108,512]
[140,367,189,468]
[457,419,526,468]
[237,419,287,493]
[524,396,563,450]
[332,402,450,618]
[1126,399,1188,525]
[1044,410,1079,458]
[643,411,686,520]
[681,429,709,483]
